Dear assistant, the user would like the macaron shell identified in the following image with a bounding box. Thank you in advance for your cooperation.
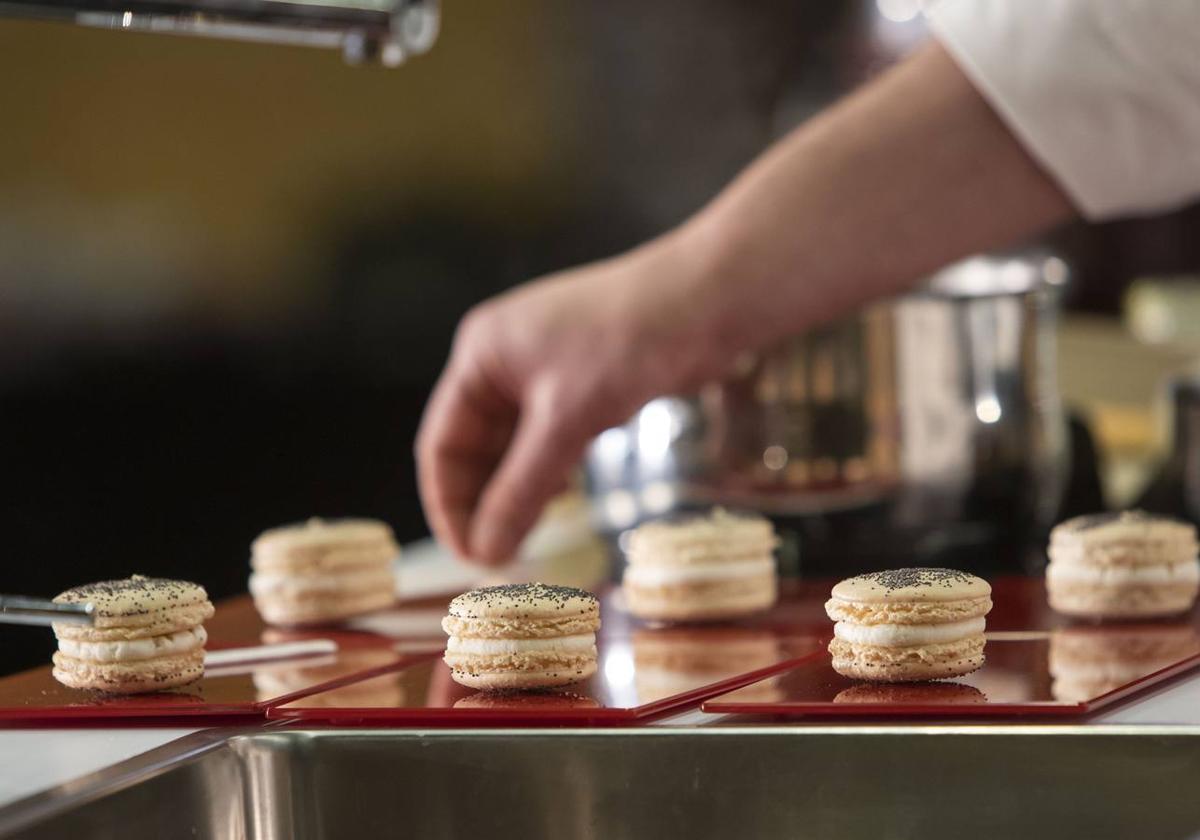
[624,575,777,622]
[828,635,985,683]
[830,569,991,603]
[449,658,599,691]
[1051,510,1195,545]
[251,545,399,574]
[253,587,397,627]
[252,517,397,555]
[1049,512,1197,570]
[53,576,213,629]
[825,595,991,626]
[444,648,595,676]
[625,508,778,561]
[52,602,215,642]
[51,649,205,694]
[441,613,599,640]
[446,583,600,621]
[249,567,397,598]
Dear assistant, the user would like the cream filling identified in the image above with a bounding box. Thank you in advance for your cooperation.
[1047,561,1200,585]
[833,617,985,647]
[445,633,595,656]
[624,558,775,586]
[626,546,777,567]
[249,568,395,597]
[57,626,207,663]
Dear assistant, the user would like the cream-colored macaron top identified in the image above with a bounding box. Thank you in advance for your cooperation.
[54,574,211,619]
[1050,511,1196,549]
[446,582,599,621]
[253,517,396,554]
[831,568,991,603]
[626,508,778,564]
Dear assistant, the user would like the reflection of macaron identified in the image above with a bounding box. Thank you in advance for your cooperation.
[442,583,600,690]
[453,691,600,710]
[825,569,991,683]
[1046,511,1200,619]
[633,626,784,701]
[51,575,215,694]
[251,646,398,703]
[1049,623,1200,702]
[623,508,778,622]
[834,681,986,705]
[250,518,399,626]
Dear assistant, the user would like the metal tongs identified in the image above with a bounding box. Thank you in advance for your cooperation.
[0,595,95,627]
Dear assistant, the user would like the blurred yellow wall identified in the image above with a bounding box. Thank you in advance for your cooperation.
[0,3,572,317]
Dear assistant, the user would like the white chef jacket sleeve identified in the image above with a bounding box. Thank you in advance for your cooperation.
[925,0,1200,221]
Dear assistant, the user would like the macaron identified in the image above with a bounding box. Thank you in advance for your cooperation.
[250,517,399,626]
[825,568,992,682]
[442,583,600,690]
[622,508,778,622]
[1046,511,1200,619]
[51,575,215,694]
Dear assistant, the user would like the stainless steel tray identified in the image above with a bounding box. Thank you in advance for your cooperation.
[3,726,1200,839]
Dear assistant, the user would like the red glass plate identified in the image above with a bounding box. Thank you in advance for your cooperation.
[703,622,1200,718]
[270,626,822,726]
[0,646,412,724]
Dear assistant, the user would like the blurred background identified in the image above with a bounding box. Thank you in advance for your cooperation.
[3,0,1200,671]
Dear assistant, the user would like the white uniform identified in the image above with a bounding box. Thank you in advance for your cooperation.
[927,0,1200,220]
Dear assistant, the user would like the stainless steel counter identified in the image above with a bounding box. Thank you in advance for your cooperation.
[5,724,1200,839]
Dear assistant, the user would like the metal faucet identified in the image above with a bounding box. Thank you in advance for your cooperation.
[0,0,438,66]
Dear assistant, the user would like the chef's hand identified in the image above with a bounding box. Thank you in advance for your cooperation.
[415,231,734,565]
[417,42,1073,565]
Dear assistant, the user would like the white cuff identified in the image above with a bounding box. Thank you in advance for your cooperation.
[927,0,1200,221]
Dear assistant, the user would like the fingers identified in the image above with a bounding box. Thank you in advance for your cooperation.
[468,385,586,565]
[415,358,516,562]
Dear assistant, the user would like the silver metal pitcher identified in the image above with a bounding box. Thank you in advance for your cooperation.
[584,253,1070,574]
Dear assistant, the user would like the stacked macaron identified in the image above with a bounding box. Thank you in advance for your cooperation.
[623,508,778,622]
[1046,511,1200,619]
[51,575,214,694]
[250,518,399,626]
[825,568,992,682]
[442,583,600,690]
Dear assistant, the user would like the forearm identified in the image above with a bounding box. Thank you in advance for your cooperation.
[417,40,1079,565]
[671,41,1075,370]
